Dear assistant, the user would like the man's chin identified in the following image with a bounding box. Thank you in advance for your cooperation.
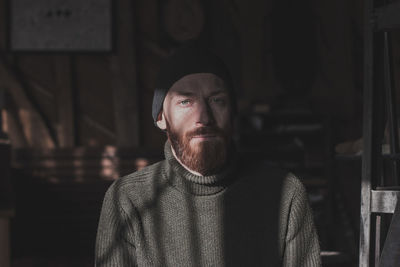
[189,135,222,144]
[188,137,223,153]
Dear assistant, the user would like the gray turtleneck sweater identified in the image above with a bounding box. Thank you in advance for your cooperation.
[95,142,321,266]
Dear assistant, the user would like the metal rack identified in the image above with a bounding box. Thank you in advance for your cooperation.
[359,0,400,266]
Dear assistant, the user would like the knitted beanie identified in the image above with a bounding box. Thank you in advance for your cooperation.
[152,42,236,124]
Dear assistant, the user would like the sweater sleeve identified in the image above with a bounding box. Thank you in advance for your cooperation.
[282,176,321,267]
[95,184,137,267]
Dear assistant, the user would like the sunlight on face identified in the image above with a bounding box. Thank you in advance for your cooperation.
[159,73,232,135]
[157,73,233,175]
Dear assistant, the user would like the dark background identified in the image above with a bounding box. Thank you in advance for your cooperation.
[1,0,400,266]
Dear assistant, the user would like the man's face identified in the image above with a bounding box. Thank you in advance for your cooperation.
[157,73,233,175]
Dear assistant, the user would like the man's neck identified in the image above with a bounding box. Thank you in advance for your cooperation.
[170,144,204,176]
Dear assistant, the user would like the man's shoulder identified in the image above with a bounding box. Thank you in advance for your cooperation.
[281,172,306,197]
[238,159,304,195]
[239,159,290,182]
[118,160,165,185]
[104,160,166,202]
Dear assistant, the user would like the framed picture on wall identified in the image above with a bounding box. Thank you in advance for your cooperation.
[9,0,113,52]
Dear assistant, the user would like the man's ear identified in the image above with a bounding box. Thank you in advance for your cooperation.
[156,112,167,130]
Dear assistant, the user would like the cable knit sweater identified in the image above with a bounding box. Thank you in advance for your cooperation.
[95,142,321,266]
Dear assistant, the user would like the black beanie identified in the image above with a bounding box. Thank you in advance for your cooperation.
[152,42,236,124]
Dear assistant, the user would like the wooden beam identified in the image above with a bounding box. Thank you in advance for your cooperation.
[0,58,56,148]
[54,56,75,147]
[359,0,374,265]
[371,190,400,213]
[2,92,28,148]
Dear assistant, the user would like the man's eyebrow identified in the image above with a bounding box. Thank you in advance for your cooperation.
[173,91,195,97]
[209,89,228,96]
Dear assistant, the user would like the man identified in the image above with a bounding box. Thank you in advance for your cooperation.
[95,43,321,266]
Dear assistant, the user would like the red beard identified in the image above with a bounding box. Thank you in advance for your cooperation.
[166,120,231,175]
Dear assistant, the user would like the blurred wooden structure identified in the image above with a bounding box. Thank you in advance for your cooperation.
[10,146,162,264]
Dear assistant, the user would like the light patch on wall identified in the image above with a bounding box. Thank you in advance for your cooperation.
[10,0,112,51]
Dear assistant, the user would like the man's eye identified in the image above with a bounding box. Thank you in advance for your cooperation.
[211,97,225,104]
[179,99,191,106]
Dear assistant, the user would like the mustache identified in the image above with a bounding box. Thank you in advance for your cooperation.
[186,126,225,139]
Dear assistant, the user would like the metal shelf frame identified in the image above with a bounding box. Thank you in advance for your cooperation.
[359,0,400,266]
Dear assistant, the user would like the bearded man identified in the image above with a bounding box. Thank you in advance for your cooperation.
[95,43,321,266]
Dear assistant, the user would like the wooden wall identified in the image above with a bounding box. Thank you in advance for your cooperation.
[0,0,397,151]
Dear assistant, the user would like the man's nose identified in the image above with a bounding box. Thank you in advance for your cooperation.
[196,100,215,126]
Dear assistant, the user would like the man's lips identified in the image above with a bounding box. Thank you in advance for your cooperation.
[191,134,218,139]
[187,127,224,141]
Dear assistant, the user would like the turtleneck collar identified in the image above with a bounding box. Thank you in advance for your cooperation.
[163,141,237,196]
